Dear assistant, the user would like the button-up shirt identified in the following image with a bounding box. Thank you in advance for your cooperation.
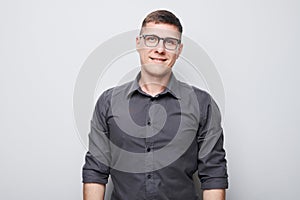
[82,72,228,200]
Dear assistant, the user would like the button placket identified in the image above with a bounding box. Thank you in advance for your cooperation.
[145,98,155,196]
[145,142,154,170]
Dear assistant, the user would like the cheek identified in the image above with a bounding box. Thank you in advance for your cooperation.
[138,50,150,63]
[170,54,178,62]
[141,49,152,58]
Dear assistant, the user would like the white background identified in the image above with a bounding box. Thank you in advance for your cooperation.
[1,0,299,199]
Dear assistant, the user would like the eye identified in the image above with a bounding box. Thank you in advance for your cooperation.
[145,35,158,43]
[165,38,177,46]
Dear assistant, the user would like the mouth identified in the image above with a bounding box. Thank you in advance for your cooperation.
[150,57,167,62]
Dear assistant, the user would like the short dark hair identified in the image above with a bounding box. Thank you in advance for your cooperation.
[141,10,183,33]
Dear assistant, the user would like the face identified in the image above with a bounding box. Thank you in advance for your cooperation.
[136,22,183,77]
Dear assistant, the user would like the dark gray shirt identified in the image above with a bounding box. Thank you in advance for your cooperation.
[82,73,228,200]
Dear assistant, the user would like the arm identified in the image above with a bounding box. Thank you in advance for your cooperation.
[82,91,111,200]
[83,183,106,200]
[203,189,225,200]
[196,94,228,195]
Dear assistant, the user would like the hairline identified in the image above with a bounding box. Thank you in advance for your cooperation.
[139,22,182,39]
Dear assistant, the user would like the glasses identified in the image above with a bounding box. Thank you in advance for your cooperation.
[140,34,181,50]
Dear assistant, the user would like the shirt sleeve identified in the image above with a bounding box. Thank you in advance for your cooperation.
[82,91,111,184]
[197,94,228,190]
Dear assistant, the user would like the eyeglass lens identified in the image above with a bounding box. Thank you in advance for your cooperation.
[143,35,179,50]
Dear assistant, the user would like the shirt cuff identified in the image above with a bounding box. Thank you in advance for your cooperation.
[82,168,109,184]
[201,177,228,190]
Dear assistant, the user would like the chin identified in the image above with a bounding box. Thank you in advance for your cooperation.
[142,63,172,77]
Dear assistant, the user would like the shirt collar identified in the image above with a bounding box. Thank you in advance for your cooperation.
[127,72,181,99]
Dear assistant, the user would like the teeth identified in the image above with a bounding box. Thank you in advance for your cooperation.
[151,58,166,61]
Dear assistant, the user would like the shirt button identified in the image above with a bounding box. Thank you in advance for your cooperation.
[147,174,152,179]
[146,147,151,152]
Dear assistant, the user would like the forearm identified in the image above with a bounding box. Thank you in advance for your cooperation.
[203,189,225,200]
[83,183,106,200]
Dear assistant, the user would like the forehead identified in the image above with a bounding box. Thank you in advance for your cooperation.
[141,22,181,38]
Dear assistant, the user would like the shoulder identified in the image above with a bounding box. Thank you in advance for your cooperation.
[191,85,212,105]
[177,80,212,104]
[95,80,134,107]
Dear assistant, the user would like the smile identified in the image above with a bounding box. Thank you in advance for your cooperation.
[150,57,167,62]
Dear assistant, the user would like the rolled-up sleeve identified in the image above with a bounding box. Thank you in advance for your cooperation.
[82,151,110,184]
[82,91,111,184]
[197,95,228,189]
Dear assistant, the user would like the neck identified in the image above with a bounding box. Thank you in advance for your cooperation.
[139,70,172,97]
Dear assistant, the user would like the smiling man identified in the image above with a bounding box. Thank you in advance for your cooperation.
[82,10,228,200]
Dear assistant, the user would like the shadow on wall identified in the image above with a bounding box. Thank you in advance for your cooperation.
[104,172,203,200]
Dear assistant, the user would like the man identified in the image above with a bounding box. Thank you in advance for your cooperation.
[82,10,228,200]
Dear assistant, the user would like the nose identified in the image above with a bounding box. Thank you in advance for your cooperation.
[155,39,166,53]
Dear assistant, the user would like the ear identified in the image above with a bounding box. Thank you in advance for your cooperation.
[176,43,183,59]
[136,36,141,49]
